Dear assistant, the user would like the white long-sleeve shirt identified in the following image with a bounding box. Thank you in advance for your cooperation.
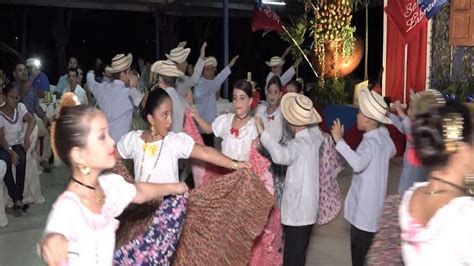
[336,126,396,232]
[389,113,414,155]
[261,127,323,226]
[194,66,231,124]
[176,58,205,97]
[86,71,143,142]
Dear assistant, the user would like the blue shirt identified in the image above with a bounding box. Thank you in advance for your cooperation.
[56,74,68,93]
[86,72,143,142]
[194,66,231,124]
[32,72,50,92]
[14,82,39,115]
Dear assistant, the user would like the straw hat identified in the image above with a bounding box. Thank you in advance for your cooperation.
[265,56,285,67]
[407,89,445,119]
[204,57,218,68]
[166,47,191,64]
[150,60,184,77]
[281,92,322,126]
[359,88,392,124]
[105,53,132,73]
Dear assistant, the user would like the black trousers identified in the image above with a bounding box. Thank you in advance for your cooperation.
[350,224,375,266]
[283,224,313,266]
[0,145,26,202]
[201,133,215,147]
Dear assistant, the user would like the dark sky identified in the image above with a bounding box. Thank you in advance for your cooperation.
[0,4,383,86]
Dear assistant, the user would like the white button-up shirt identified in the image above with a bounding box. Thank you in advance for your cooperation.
[164,87,188,133]
[261,127,323,226]
[176,58,205,97]
[86,72,143,142]
[64,84,88,105]
[194,66,231,124]
[265,67,296,95]
[336,126,396,232]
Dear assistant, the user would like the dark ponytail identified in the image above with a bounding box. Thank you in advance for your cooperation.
[139,88,171,122]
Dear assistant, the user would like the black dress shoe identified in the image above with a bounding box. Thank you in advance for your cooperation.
[22,204,30,212]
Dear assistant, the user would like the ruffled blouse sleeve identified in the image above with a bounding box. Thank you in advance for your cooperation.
[117,131,140,159]
[212,114,231,138]
[99,173,137,218]
[168,132,195,159]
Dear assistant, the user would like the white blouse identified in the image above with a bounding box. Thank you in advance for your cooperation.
[0,103,28,146]
[212,113,259,161]
[117,130,195,184]
[44,173,137,266]
[400,182,474,265]
[255,103,284,143]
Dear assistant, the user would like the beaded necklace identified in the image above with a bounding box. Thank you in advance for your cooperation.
[138,136,165,182]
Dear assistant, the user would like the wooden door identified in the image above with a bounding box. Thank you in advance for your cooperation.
[449,0,474,46]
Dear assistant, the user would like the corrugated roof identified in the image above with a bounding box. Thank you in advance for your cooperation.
[0,0,305,17]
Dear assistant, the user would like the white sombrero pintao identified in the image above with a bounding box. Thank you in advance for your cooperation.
[150,60,184,77]
[105,53,133,73]
[281,92,322,126]
[166,47,191,64]
[266,56,285,67]
[358,87,392,124]
[204,56,218,68]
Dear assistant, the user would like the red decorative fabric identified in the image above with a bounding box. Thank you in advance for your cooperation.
[385,0,427,44]
[251,90,261,110]
[252,3,283,33]
[385,0,427,104]
[230,127,240,137]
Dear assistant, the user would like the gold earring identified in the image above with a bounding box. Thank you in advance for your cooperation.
[464,170,474,196]
[80,165,91,176]
[150,125,158,136]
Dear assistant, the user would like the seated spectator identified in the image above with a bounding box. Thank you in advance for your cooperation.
[0,83,36,214]
[63,68,88,105]
[26,58,50,99]
[0,159,7,226]
[56,57,78,95]
[13,62,51,172]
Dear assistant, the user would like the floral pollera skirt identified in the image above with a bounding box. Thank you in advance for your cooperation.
[113,195,187,266]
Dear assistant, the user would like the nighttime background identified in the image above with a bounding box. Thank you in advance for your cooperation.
[0,2,383,92]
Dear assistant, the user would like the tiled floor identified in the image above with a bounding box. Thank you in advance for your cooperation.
[0,158,403,266]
